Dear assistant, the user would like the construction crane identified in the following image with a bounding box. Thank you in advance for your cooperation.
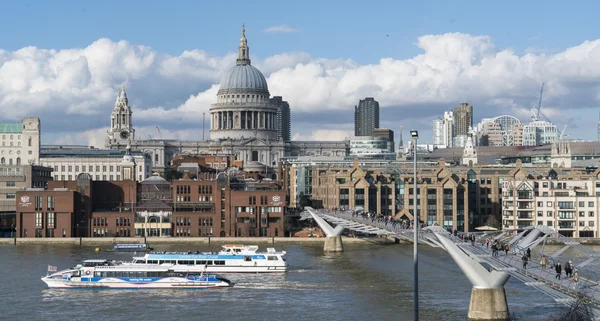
[531,83,544,121]
[156,126,162,139]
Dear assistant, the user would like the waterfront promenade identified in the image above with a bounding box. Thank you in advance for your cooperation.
[0,235,390,246]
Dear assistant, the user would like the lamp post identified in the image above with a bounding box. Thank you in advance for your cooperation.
[410,129,419,321]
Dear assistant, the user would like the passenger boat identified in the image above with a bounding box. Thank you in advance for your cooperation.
[41,259,232,289]
[129,244,288,273]
[107,243,153,252]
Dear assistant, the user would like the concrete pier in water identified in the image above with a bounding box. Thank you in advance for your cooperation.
[433,232,510,321]
[305,207,345,252]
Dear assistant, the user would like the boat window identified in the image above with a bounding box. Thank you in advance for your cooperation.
[94,272,102,277]
[244,256,252,262]
[267,256,278,261]
[147,260,158,264]
[107,272,115,277]
[214,260,225,265]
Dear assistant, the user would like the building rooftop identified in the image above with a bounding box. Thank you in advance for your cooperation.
[0,123,22,133]
[40,146,146,159]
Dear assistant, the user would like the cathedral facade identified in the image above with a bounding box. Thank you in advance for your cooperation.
[106,25,348,176]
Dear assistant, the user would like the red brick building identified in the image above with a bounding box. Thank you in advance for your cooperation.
[16,172,284,238]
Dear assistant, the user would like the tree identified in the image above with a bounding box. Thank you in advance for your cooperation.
[484,215,500,229]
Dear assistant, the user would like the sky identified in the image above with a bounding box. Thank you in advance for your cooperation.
[1,0,600,145]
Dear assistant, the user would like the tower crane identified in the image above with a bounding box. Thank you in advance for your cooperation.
[530,83,544,121]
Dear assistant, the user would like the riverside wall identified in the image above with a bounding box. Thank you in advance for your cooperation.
[0,236,399,246]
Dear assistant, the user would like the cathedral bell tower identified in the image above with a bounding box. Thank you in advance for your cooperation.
[106,85,135,148]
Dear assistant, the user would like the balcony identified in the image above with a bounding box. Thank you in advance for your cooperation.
[517,213,533,219]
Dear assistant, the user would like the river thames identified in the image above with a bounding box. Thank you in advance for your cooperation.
[0,242,565,321]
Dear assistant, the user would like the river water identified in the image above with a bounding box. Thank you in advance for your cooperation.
[0,243,566,321]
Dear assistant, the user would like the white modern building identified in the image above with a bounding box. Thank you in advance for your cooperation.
[40,146,151,182]
[502,177,600,237]
[522,120,559,146]
[0,118,41,166]
[348,136,395,159]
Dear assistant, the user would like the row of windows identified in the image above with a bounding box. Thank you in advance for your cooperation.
[32,197,55,211]
[54,165,147,172]
[35,212,55,228]
[0,157,23,165]
[54,174,146,181]
[535,211,596,217]
[175,185,216,194]
[535,201,595,208]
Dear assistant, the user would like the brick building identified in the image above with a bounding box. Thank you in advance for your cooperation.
[16,171,284,238]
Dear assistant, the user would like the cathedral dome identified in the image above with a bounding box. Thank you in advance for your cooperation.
[219,64,268,93]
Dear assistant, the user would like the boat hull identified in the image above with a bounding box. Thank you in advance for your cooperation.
[41,277,230,289]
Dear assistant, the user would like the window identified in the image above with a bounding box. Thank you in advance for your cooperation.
[547,201,552,207]
[47,212,55,228]
[68,166,72,172]
[6,182,15,187]
[579,211,585,217]
[547,211,553,217]
[48,196,55,210]
[28,137,32,147]
[6,193,15,199]
[537,211,543,217]
[579,221,585,227]
[537,201,543,207]
[61,166,65,171]
[35,213,43,227]
[579,201,585,207]
[35,196,43,210]
[590,221,595,227]
[75,166,79,172]
[82,166,86,172]
[102,166,106,172]
[110,166,114,171]
[590,212,595,217]
[543,182,548,188]
[589,202,595,207]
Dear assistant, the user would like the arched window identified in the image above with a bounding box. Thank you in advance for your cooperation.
[0,157,4,164]
[16,158,21,165]
[9,159,12,165]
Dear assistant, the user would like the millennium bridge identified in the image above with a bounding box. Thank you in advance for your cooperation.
[303,207,600,321]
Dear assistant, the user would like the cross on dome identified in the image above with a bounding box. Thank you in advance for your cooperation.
[237,23,251,65]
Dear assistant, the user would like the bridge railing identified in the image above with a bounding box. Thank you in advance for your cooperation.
[451,232,600,305]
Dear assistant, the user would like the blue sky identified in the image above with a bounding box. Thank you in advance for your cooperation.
[1,0,600,144]
[2,0,598,63]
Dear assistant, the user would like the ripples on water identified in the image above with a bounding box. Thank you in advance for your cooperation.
[0,243,566,321]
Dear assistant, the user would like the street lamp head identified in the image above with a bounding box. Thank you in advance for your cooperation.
[410,130,419,138]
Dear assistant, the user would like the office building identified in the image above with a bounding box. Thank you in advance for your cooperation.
[270,96,291,142]
[453,103,473,137]
[354,97,380,136]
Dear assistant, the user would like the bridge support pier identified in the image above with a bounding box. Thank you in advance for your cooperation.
[432,231,510,321]
[323,236,343,252]
[305,207,345,252]
[468,287,510,321]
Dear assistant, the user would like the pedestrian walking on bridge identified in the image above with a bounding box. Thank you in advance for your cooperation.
[540,255,547,269]
[522,253,529,270]
[555,263,562,280]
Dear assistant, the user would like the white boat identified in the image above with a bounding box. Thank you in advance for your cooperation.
[42,259,231,289]
[129,244,288,273]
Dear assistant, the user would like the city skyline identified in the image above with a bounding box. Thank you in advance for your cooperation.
[1,1,600,145]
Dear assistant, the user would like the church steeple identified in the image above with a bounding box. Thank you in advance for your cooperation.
[236,24,251,65]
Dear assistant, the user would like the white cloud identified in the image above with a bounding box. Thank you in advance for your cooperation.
[2,32,600,145]
[264,25,300,33]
